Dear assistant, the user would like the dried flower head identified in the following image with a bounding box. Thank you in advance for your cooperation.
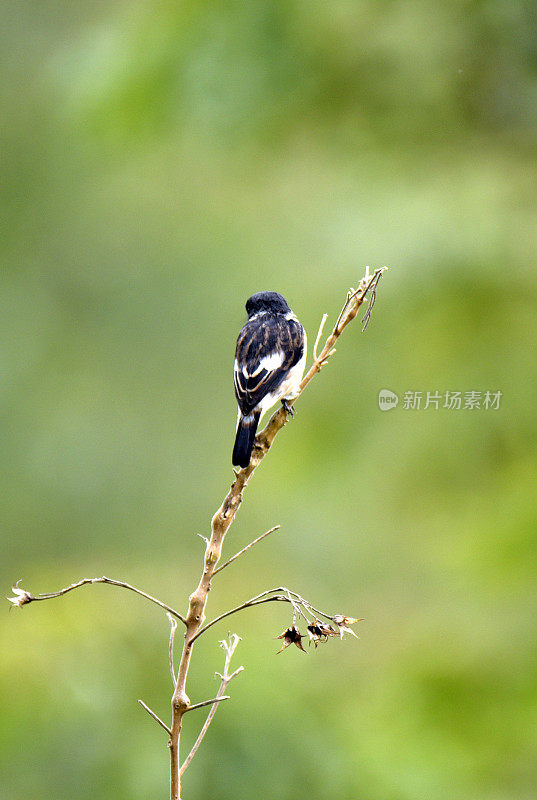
[7,581,34,608]
[333,615,362,639]
[306,622,323,647]
[306,620,339,647]
[275,624,306,654]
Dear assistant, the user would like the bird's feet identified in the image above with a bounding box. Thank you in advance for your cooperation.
[282,399,296,417]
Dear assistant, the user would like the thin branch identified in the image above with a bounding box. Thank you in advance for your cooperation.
[192,585,336,643]
[138,699,172,735]
[286,267,387,411]
[298,598,335,622]
[334,287,356,332]
[282,589,335,622]
[286,588,309,624]
[28,576,187,625]
[334,267,379,336]
[190,595,289,643]
[180,634,243,776]
[237,586,335,622]
[361,266,385,331]
[185,696,230,713]
[313,313,328,360]
[213,525,281,576]
[167,613,178,685]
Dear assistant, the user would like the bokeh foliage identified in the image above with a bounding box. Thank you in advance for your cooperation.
[1,2,536,799]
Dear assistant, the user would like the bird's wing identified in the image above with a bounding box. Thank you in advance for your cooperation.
[234,316,305,415]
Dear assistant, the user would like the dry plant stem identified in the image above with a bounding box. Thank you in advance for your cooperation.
[190,595,289,643]
[185,696,230,713]
[138,699,172,735]
[33,576,186,624]
[313,313,328,360]
[168,613,178,684]
[169,268,386,799]
[213,525,281,575]
[180,634,243,777]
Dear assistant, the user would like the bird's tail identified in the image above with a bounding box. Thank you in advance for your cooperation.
[232,411,261,469]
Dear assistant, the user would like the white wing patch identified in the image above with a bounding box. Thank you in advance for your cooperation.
[251,350,284,376]
[257,346,307,419]
[234,350,284,382]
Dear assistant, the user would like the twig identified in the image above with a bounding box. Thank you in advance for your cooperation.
[190,595,288,643]
[30,576,187,624]
[298,598,334,622]
[138,699,172,735]
[192,586,335,643]
[168,613,178,685]
[333,267,382,336]
[242,586,335,622]
[334,286,357,333]
[280,588,334,622]
[180,634,243,776]
[313,313,328,361]
[213,525,281,576]
[296,266,387,400]
[361,266,386,331]
[286,588,305,624]
[185,696,230,713]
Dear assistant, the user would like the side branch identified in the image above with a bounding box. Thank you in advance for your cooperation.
[138,699,172,735]
[168,613,178,684]
[8,577,187,625]
[180,634,243,776]
[192,586,341,643]
[213,525,281,576]
[193,587,361,651]
[297,266,387,396]
[190,595,289,643]
[185,696,230,713]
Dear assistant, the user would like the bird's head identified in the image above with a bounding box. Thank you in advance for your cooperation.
[245,291,291,317]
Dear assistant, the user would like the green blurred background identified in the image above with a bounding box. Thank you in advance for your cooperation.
[2,1,536,798]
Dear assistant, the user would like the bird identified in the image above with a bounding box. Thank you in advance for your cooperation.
[232,291,307,469]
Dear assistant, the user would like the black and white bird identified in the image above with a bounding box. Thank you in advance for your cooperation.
[232,291,307,469]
